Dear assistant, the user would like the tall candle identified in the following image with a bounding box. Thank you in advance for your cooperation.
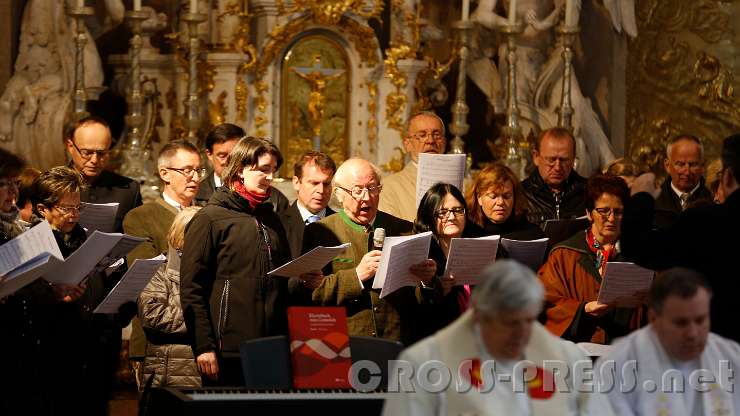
[190,0,198,14]
[77,0,84,8]
[565,0,576,27]
[462,0,470,21]
[134,0,141,11]
[508,0,517,25]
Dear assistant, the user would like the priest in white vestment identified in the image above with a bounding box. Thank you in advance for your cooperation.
[597,267,740,416]
[382,260,614,416]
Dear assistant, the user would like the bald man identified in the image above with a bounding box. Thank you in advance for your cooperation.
[301,158,439,345]
[379,112,447,222]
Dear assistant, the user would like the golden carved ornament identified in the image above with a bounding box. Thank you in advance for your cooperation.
[412,52,457,114]
[626,0,738,172]
[209,90,228,126]
[383,0,420,133]
[275,0,383,26]
[381,146,405,173]
[366,81,378,154]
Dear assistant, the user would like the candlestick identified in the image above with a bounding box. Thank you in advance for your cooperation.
[134,0,141,11]
[182,11,208,143]
[508,0,517,25]
[496,23,528,180]
[448,20,474,154]
[461,0,470,21]
[565,0,577,27]
[556,25,579,130]
[65,4,94,119]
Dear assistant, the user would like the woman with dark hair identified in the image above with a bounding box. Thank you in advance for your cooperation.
[538,175,644,344]
[412,183,480,341]
[181,136,295,386]
[466,164,543,240]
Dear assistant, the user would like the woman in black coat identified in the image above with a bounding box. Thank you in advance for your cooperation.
[181,136,296,386]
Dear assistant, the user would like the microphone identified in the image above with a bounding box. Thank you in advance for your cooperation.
[373,228,385,250]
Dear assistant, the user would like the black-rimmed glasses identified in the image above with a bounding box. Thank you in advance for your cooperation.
[69,140,110,160]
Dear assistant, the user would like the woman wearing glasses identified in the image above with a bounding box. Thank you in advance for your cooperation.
[411,183,482,342]
[538,175,644,344]
[181,136,294,386]
[466,164,544,241]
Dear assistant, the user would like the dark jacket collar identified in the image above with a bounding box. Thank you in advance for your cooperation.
[525,169,586,196]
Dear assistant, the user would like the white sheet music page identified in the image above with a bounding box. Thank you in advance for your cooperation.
[94,254,167,314]
[267,243,351,278]
[597,262,654,307]
[0,221,62,277]
[500,237,549,271]
[44,231,144,285]
[415,153,466,208]
[373,232,432,298]
[79,202,119,234]
[0,254,64,299]
[444,235,500,285]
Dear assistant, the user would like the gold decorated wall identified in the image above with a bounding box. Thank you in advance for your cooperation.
[627,0,739,172]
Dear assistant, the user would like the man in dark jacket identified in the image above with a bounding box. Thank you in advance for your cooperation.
[522,127,587,230]
[653,135,713,229]
[280,150,336,258]
[64,116,142,232]
[621,133,740,343]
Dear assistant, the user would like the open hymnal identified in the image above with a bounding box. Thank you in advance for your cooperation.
[543,217,589,246]
[79,202,119,234]
[444,235,500,285]
[597,262,654,307]
[267,243,351,279]
[415,153,466,208]
[94,254,167,314]
[577,342,613,357]
[500,237,549,271]
[373,232,432,298]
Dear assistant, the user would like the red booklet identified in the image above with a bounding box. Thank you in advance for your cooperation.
[287,306,352,389]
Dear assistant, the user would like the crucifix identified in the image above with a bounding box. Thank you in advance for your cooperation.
[290,55,345,151]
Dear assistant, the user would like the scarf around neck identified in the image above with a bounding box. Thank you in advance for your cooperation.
[232,180,271,209]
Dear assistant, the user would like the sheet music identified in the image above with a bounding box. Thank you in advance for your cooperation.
[44,231,145,285]
[444,235,500,285]
[0,221,62,276]
[576,342,613,357]
[0,254,62,299]
[373,232,432,298]
[94,254,166,314]
[500,237,549,271]
[597,262,654,307]
[79,202,119,234]
[267,243,351,278]
[415,153,466,207]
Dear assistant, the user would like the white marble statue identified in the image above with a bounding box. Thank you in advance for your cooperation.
[471,0,636,175]
[0,0,105,169]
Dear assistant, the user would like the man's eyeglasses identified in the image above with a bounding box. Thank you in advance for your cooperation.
[593,207,623,219]
[55,204,84,216]
[166,167,207,179]
[409,130,445,143]
[669,160,703,170]
[69,140,110,160]
[337,185,382,200]
[0,178,21,189]
[435,206,465,219]
[541,156,573,167]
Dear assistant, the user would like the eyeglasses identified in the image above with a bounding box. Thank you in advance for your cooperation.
[336,185,382,200]
[54,204,84,216]
[0,178,21,189]
[436,206,465,219]
[593,207,623,219]
[69,140,110,160]
[166,167,207,179]
[409,130,445,143]
[669,160,703,170]
[541,156,573,167]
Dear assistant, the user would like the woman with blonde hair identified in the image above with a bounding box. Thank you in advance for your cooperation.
[139,206,202,389]
[466,163,543,240]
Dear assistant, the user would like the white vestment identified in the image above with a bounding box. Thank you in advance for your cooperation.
[597,326,740,416]
[382,310,613,416]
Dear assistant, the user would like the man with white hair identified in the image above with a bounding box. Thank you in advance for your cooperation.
[302,158,439,344]
[383,260,613,416]
[654,135,713,229]
[597,268,740,416]
[378,112,447,222]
